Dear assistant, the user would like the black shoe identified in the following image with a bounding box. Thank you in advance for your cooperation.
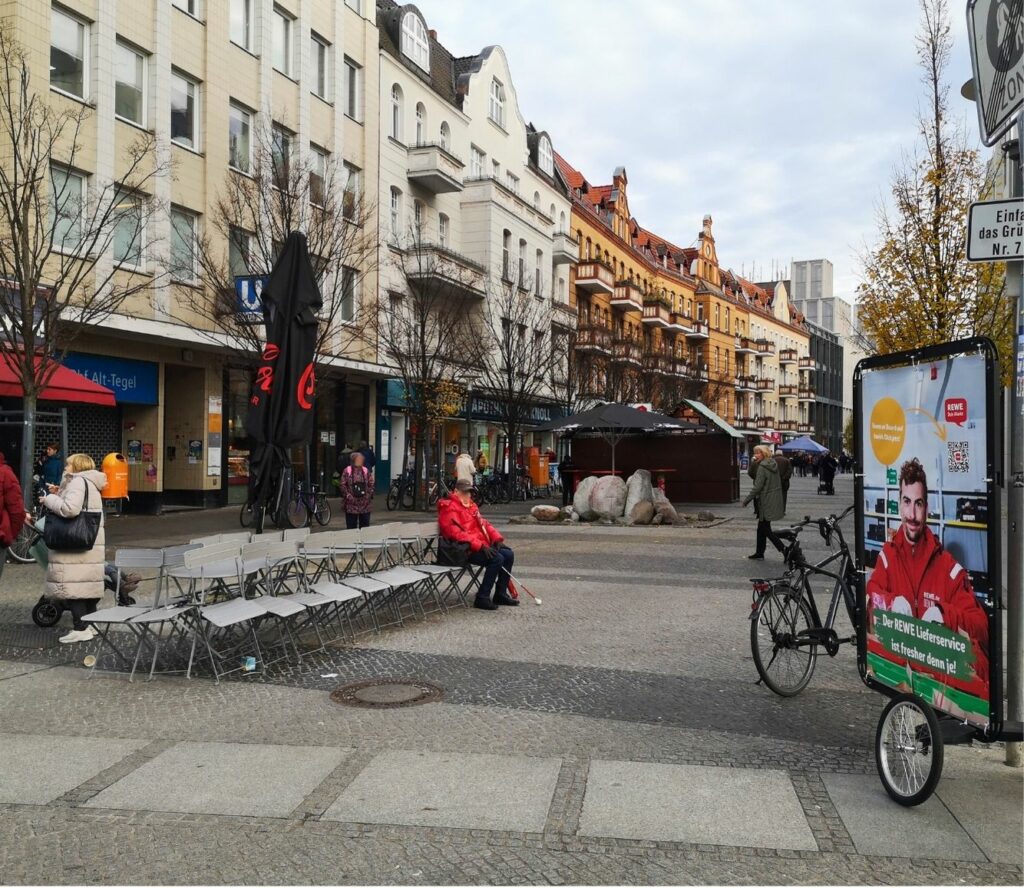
[747,553,765,560]
[473,596,498,611]
[493,593,519,606]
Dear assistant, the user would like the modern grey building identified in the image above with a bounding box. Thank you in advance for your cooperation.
[804,320,844,454]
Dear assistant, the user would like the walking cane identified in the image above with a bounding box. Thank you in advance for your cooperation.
[499,566,542,605]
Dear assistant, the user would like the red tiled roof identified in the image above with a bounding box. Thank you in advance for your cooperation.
[554,151,585,191]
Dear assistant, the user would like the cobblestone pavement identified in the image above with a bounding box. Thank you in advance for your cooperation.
[0,474,1020,885]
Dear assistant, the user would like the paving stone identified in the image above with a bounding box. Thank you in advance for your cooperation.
[822,773,987,861]
[937,777,1024,865]
[321,750,562,833]
[579,760,816,851]
[85,741,351,818]
[0,733,148,805]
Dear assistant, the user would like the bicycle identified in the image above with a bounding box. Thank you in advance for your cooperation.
[386,469,415,511]
[7,477,47,565]
[427,468,453,507]
[748,504,859,697]
[284,478,332,528]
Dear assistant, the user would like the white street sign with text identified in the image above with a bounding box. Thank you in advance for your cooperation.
[967,198,1024,261]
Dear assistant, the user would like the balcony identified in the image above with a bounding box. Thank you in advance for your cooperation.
[779,384,799,399]
[735,374,758,392]
[407,143,464,193]
[643,351,673,375]
[755,338,776,355]
[798,386,816,402]
[641,296,671,327]
[575,324,612,354]
[757,416,776,430]
[574,260,615,295]
[777,419,800,432]
[686,319,710,339]
[580,373,606,399]
[668,311,692,333]
[799,357,816,372]
[611,338,643,366]
[552,231,579,265]
[682,361,709,382]
[734,414,758,430]
[798,422,814,434]
[405,242,486,299]
[778,348,797,365]
[611,280,644,312]
[735,336,757,354]
[756,378,775,392]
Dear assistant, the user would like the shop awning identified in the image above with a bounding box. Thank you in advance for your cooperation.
[0,357,117,406]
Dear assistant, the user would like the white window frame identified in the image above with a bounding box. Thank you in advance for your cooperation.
[228,102,252,173]
[172,0,199,17]
[50,6,88,102]
[489,78,505,127]
[345,0,362,12]
[169,207,198,283]
[518,239,526,286]
[114,40,147,127]
[311,33,329,100]
[505,172,519,194]
[229,226,252,278]
[272,6,293,77]
[344,57,361,120]
[534,249,543,296]
[538,136,553,176]
[414,102,425,146]
[170,70,200,150]
[390,83,403,141]
[439,121,450,151]
[413,199,425,240]
[342,162,360,222]
[112,189,145,270]
[230,0,251,50]
[49,164,85,254]
[340,265,358,322]
[400,11,429,70]
[470,146,484,178]
[389,187,402,242]
[309,144,328,207]
[438,213,449,248]
[271,124,292,188]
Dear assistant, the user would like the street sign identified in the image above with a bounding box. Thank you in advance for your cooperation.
[966,197,1024,260]
[967,0,1024,146]
[234,274,269,321]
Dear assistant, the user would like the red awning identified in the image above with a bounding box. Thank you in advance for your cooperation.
[0,358,116,407]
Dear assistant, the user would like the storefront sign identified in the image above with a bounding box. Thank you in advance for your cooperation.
[63,353,159,404]
[466,397,562,425]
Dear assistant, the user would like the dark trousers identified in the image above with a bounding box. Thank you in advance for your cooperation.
[345,512,370,529]
[561,473,573,507]
[469,546,515,600]
[782,483,789,512]
[756,520,785,557]
[68,598,100,630]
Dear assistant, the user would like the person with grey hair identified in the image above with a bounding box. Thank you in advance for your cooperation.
[742,444,786,560]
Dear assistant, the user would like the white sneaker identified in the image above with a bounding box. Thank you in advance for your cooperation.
[58,627,96,644]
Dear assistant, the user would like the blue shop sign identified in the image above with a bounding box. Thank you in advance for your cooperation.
[63,353,159,404]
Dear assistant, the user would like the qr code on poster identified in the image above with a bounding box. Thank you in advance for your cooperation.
[947,441,969,473]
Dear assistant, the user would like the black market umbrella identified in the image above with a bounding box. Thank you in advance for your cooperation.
[535,403,700,473]
[247,231,323,529]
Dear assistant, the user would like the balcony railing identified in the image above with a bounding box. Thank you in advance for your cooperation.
[779,384,799,397]
[552,231,579,265]
[778,348,798,365]
[611,280,644,311]
[777,419,799,432]
[735,336,757,354]
[798,357,816,371]
[668,311,692,332]
[755,338,776,354]
[575,324,612,354]
[686,319,710,339]
[642,351,673,375]
[407,142,465,193]
[611,338,643,366]
[757,415,776,429]
[405,242,486,299]
[641,298,671,327]
[798,422,814,434]
[682,361,708,381]
[734,414,758,429]
[756,378,775,391]
[798,386,816,401]
[574,260,615,294]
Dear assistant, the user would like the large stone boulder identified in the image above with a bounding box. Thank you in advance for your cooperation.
[629,500,656,525]
[654,501,682,526]
[652,488,671,507]
[573,475,599,520]
[591,475,628,519]
[531,504,561,522]
[624,469,654,517]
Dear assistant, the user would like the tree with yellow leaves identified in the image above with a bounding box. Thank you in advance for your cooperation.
[858,0,1014,381]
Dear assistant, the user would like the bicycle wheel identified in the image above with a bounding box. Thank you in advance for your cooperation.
[7,524,38,563]
[313,494,332,526]
[750,585,817,696]
[286,496,309,528]
[239,503,255,529]
[386,484,400,511]
[428,485,440,508]
[401,483,415,510]
[875,693,943,806]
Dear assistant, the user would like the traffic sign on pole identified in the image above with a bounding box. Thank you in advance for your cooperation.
[966,197,1024,260]
[967,0,1024,146]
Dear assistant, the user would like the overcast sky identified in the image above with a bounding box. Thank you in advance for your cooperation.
[419,0,982,301]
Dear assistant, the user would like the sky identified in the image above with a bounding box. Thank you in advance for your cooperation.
[418,0,983,302]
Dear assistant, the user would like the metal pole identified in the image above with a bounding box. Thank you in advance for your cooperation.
[1006,120,1023,767]
[465,384,472,454]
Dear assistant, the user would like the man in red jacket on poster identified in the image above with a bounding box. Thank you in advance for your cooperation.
[438,478,517,611]
[867,457,989,692]
[0,450,26,582]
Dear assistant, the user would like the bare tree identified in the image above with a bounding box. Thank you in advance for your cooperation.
[0,25,169,490]
[185,120,378,369]
[370,230,487,508]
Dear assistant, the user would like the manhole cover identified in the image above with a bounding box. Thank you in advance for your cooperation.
[330,679,444,709]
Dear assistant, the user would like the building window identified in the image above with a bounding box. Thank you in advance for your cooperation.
[413,199,425,239]
[400,11,429,70]
[311,34,329,99]
[172,0,198,15]
[271,125,291,187]
[518,239,526,285]
[502,229,511,280]
[228,103,251,173]
[389,187,401,242]
[714,304,720,328]
[229,227,251,278]
[506,172,519,194]
[558,210,566,233]
[344,57,360,119]
[488,78,505,127]
[470,146,484,178]
[414,102,425,145]
[345,0,361,11]
[341,266,357,321]
[439,121,450,151]
[114,41,146,125]
[49,165,83,251]
[438,213,449,248]
[230,0,251,49]
[272,7,292,76]
[342,162,360,221]
[169,207,197,282]
[533,191,540,210]
[51,7,87,100]
[170,71,198,149]
[538,136,553,176]
[309,144,327,207]
[390,83,403,141]
[112,190,144,268]
[535,249,543,296]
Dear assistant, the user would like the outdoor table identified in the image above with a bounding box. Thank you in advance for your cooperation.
[649,468,676,492]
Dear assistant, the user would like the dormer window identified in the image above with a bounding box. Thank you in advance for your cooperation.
[400,11,429,70]
[538,136,553,176]
[489,78,505,127]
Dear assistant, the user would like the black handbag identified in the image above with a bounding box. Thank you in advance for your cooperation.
[436,537,470,567]
[43,477,101,552]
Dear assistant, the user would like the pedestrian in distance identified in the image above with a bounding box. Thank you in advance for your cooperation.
[340,451,373,529]
[475,449,488,473]
[437,478,517,610]
[357,440,376,473]
[455,450,476,486]
[773,448,792,512]
[39,453,107,644]
[819,451,838,495]
[0,450,27,584]
[34,443,64,488]
[559,452,575,508]
[742,444,786,560]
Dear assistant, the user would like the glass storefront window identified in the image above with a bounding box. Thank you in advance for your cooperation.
[226,370,252,504]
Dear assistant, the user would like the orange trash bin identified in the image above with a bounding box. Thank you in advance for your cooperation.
[101,452,129,499]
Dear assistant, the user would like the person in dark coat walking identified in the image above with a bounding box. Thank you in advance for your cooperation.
[820,451,838,494]
[357,440,376,473]
[773,449,792,511]
[742,445,786,560]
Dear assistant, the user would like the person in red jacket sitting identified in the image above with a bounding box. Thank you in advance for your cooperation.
[0,450,27,582]
[867,457,989,694]
[437,478,517,611]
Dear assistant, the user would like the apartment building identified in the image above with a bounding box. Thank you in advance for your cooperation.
[374,0,574,478]
[0,0,380,510]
